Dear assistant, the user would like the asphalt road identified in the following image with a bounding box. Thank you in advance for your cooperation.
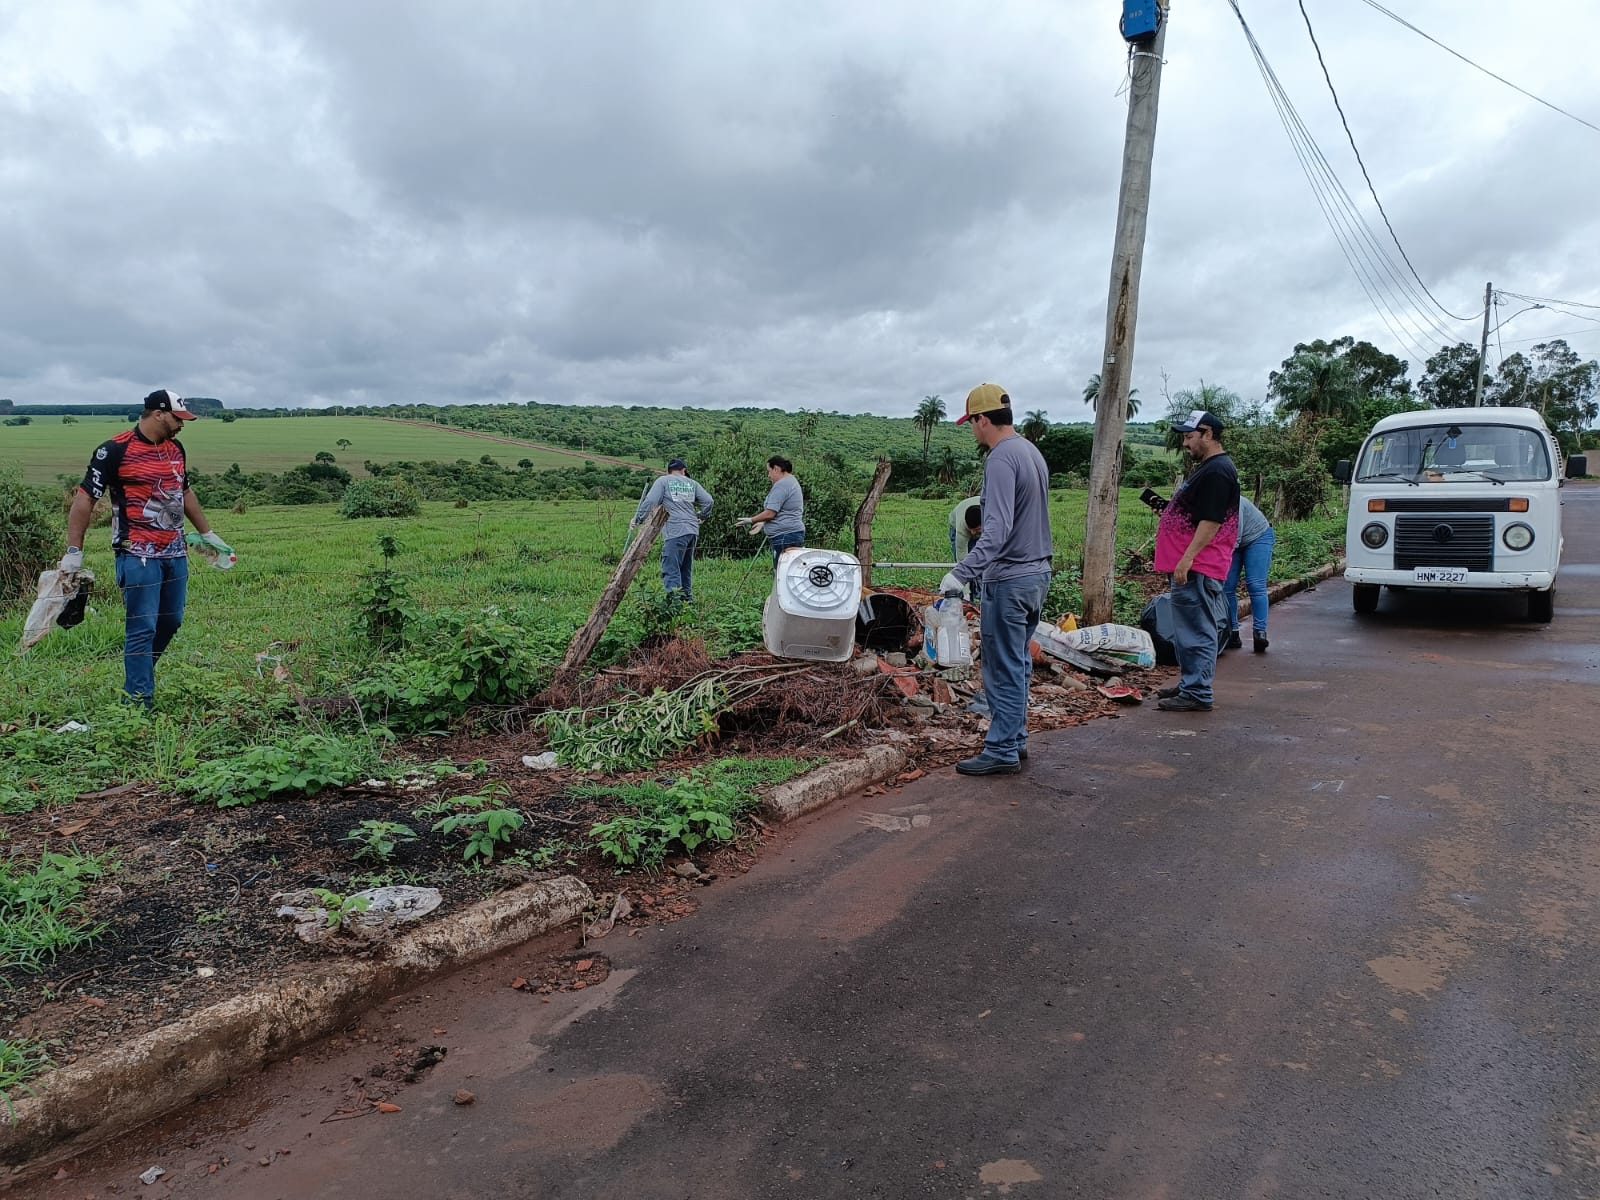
[40,486,1600,1199]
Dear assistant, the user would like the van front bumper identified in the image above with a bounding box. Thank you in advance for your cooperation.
[1345,568,1555,590]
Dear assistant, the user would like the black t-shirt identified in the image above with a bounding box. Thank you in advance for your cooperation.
[1154,452,1241,579]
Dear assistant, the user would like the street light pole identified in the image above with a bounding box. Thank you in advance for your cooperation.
[1472,281,1493,406]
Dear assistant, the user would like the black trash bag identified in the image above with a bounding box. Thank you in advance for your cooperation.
[1140,594,1178,666]
[856,592,917,652]
[57,576,94,629]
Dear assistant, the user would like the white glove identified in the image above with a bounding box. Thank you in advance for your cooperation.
[735,516,753,526]
[187,530,237,569]
[59,548,84,574]
[749,521,765,536]
[939,572,963,597]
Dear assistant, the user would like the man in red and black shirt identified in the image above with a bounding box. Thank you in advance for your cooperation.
[60,390,234,707]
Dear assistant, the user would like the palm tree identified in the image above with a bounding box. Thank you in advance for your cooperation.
[1269,352,1360,423]
[1083,373,1140,416]
[936,446,958,486]
[1020,410,1051,442]
[913,394,945,467]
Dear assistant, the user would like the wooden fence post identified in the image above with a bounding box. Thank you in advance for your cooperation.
[853,459,893,587]
[553,506,668,691]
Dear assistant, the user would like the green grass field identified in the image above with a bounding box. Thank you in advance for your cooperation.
[0,490,1342,815]
[0,415,647,485]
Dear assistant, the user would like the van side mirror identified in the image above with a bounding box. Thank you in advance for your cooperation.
[1566,454,1588,480]
[1332,459,1352,484]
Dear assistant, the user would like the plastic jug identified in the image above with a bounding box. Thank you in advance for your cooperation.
[923,594,973,668]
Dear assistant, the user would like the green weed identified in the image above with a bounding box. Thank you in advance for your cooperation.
[184,732,385,808]
[310,889,372,930]
[0,851,114,974]
[585,769,759,868]
[431,808,525,863]
[343,819,418,864]
[0,1037,54,1118]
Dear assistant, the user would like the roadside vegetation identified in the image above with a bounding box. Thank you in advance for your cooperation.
[0,390,1367,1076]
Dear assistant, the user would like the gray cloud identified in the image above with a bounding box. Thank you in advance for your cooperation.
[2,0,1598,419]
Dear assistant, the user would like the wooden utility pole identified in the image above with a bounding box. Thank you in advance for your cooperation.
[1082,3,1169,626]
[1472,281,1493,406]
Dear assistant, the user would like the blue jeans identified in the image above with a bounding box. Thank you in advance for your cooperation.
[116,553,189,706]
[1225,529,1276,634]
[979,572,1051,762]
[768,529,805,568]
[1169,573,1227,704]
[661,533,697,601]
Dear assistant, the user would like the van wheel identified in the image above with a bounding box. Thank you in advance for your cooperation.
[1352,584,1380,614]
[1528,589,1554,623]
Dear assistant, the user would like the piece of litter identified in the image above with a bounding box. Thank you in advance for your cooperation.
[584,892,632,939]
[196,966,216,978]
[521,751,560,770]
[139,1166,167,1185]
[53,720,91,734]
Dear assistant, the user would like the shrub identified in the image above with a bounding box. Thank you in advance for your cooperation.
[184,733,384,808]
[689,433,864,556]
[354,608,559,733]
[340,477,421,519]
[0,470,59,609]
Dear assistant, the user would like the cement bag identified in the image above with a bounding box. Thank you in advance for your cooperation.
[19,568,95,653]
[1055,621,1156,670]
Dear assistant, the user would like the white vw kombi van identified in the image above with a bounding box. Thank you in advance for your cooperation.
[1334,406,1576,622]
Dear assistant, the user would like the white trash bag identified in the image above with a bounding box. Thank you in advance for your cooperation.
[19,569,95,654]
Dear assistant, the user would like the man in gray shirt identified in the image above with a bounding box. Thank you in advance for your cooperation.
[632,458,714,602]
[941,383,1054,776]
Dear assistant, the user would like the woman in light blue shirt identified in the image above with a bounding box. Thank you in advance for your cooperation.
[744,456,806,567]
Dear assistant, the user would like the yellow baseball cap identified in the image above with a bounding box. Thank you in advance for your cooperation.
[955,383,1010,425]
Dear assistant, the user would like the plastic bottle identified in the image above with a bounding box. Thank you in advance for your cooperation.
[924,593,973,668]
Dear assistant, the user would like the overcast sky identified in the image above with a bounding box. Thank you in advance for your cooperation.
[3,0,1598,418]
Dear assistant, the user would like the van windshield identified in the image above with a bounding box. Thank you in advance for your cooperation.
[1355,422,1552,483]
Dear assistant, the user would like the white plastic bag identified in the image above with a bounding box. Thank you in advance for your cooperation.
[19,568,94,653]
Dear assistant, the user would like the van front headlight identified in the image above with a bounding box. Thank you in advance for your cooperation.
[1360,522,1389,549]
[1503,522,1535,551]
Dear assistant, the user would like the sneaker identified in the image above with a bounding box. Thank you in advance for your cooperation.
[955,753,1022,776]
[1253,633,1269,654]
[1157,694,1213,712]
[1156,685,1182,699]
[1225,629,1243,650]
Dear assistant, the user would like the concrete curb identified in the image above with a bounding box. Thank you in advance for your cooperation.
[763,745,910,823]
[1,875,592,1181]
[1238,558,1345,623]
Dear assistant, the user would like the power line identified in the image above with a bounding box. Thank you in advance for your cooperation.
[1354,0,1600,137]
[1296,0,1477,321]
[1497,327,1600,346]
[1498,289,1600,313]
[1225,0,1467,361]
